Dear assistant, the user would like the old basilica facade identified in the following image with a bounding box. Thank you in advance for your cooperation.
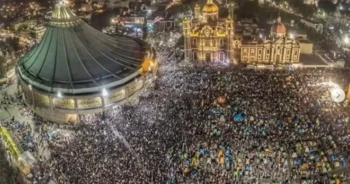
[183,0,301,64]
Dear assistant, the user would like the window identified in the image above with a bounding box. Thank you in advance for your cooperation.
[193,52,198,60]
[220,52,225,61]
[193,39,197,46]
[294,50,298,56]
[205,39,210,46]
[266,49,270,54]
[244,49,247,53]
[220,39,224,46]
[266,54,269,60]
[251,49,255,54]
[258,50,262,55]
[287,49,290,55]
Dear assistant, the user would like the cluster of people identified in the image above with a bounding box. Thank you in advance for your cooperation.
[0,91,36,153]
[25,38,350,184]
[2,31,350,184]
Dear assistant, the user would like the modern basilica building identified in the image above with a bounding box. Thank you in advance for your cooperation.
[16,3,156,123]
[183,0,301,64]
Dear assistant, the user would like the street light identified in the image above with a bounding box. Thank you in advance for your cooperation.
[344,36,349,44]
[102,88,108,97]
[57,91,62,98]
[289,33,294,39]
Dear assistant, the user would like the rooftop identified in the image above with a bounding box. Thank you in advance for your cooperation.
[17,4,148,95]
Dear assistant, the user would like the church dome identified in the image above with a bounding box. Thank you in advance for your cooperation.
[271,16,287,37]
[202,0,218,14]
[271,22,286,33]
[17,3,149,94]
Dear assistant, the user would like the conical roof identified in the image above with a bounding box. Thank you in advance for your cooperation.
[17,4,147,95]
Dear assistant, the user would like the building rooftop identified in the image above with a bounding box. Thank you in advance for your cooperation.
[299,54,327,66]
[17,4,147,95]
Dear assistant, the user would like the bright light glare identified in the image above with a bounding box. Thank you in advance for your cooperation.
[289,34,294,39]
[344,36,349,44]
[102,88,108,96]
[57,91,62,98]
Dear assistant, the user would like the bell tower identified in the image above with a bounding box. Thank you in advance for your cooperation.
[183,18,191,62]
[226,15,234,62]
[194,4,201,19]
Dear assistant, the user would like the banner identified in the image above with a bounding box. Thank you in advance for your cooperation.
[34,92,50,108]
[128,79,143,95]
[77,97,102,109]
[53,98,75,109]
[106,89,126,105]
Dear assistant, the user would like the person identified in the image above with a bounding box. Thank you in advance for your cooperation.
[4,30,350,183]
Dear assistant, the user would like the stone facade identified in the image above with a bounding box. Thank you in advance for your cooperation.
[183,0,301,64]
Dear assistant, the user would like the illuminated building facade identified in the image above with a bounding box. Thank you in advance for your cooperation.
[16,4,156,124]
[183,0,301,64]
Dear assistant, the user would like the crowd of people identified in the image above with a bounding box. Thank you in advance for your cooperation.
[29,33,350,183]
[1,31,350,184]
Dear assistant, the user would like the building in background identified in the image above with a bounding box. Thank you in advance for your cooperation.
[183,0,301,64]
[16,4,157,124]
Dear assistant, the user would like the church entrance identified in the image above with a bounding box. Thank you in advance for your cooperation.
[275,54,281,64]
[205,53,211,62]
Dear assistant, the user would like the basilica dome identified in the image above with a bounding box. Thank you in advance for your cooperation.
[271,22,286,34]
[202,0,218,14]
[271,16,287,37]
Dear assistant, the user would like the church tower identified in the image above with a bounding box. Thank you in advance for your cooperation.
[226,15,234,62]
[202,0,219,21]
[183,18,191,62]
[194,4,201,19]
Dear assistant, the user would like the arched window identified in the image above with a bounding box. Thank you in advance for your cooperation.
[220,39,224,46]
[193,38,197,46]
[193,52,198,61]
[205,39,210,46]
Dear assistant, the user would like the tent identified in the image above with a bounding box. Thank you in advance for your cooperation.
[233,113,246,121]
